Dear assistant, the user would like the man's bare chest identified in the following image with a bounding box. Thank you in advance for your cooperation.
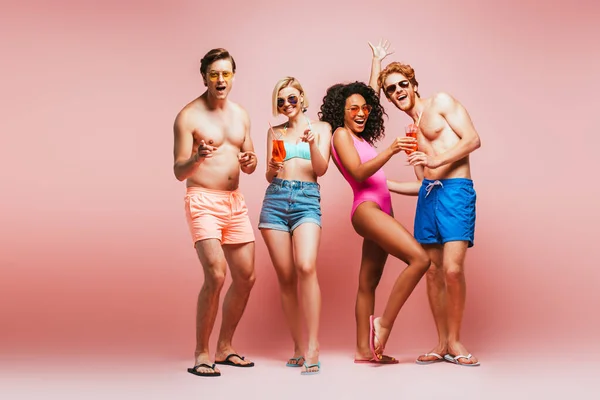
[193,116,245,147]
[418,114,446,143]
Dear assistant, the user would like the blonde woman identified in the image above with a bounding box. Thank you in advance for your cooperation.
[258,77,332,375]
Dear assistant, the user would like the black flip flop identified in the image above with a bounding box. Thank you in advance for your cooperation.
[187,363,221,377]
[215,353,255,367]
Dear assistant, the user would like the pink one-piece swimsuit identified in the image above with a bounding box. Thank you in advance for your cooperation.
[331,132,392,217]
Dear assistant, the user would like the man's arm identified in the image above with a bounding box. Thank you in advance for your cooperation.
[369,57,383,94]
[173,112,201,181]
[435,93,481,166]
[368,39,393,94]
[414,164,424,180]
[239,109,257,174]
[409,93,481,168]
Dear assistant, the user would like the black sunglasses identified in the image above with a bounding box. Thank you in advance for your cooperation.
[277,94,299,108]
[385,80,410,96]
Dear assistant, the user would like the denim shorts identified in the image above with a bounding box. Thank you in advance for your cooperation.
[258,178,322,233]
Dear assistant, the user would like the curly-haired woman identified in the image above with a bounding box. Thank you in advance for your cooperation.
[319,81,430,362]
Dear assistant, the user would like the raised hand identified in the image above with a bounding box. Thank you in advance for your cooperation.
[368,38,394,61]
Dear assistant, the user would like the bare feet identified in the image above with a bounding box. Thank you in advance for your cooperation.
[447,341,479,365]
[215,348,254,367]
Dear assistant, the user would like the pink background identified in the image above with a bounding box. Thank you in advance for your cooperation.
[1,0,599,369]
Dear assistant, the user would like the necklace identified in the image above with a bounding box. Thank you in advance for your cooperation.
[282,117,311,135]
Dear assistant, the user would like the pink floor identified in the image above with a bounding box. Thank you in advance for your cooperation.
[4,350,596,399]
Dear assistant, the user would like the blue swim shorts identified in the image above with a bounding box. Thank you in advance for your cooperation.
[258,178,322,233]
[414,178,476,247]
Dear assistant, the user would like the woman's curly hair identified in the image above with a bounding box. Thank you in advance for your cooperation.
[318,81,386,145]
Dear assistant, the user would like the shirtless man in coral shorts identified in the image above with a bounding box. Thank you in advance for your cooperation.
[173,48,258,377]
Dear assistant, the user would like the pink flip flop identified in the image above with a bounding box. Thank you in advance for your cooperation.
[354,355,399,364]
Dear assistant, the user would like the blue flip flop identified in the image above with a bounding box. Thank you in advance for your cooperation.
[301,361,321,375]
[286,356,305,367]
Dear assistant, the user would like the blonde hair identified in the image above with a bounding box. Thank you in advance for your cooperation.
[272,76,309,117]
